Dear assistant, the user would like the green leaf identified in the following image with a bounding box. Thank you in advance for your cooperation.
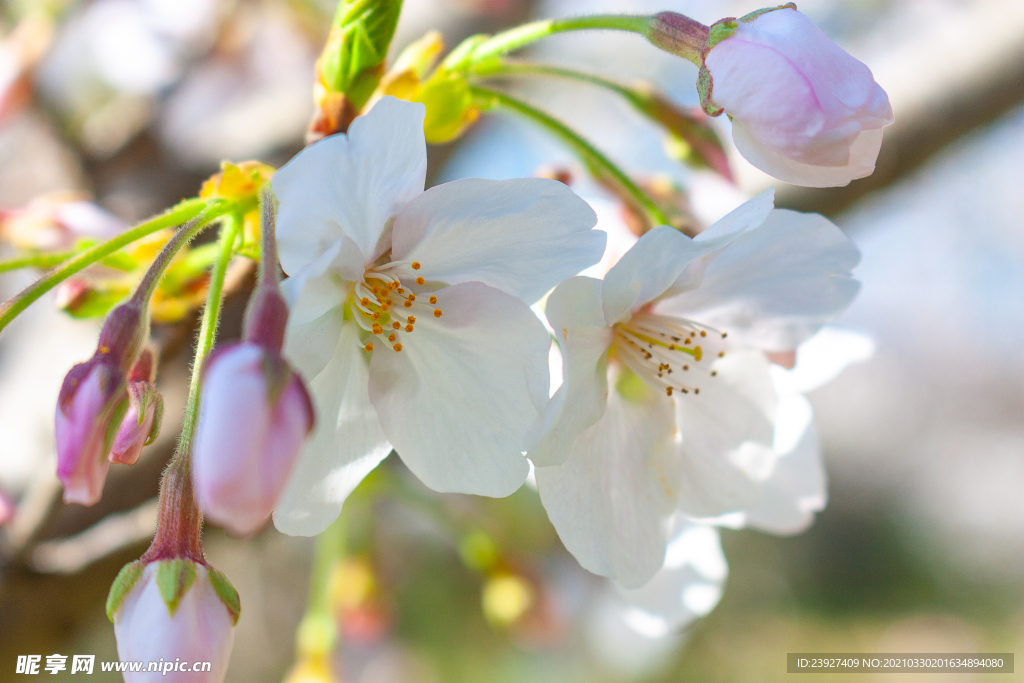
[106,560,146,622]
[156,559,198,617]
[206,566,241,625]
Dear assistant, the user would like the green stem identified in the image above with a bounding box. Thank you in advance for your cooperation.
[131,207,221,306]
[473,61,639,103]
[176,214,242,457]
[470,85,670,227]
[468,14,653,63]
[0,250,77,274]
[0,197,210,336]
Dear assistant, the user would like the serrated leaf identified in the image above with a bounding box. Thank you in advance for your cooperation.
[206,566,241,626]
[156,559,197,617]
[106,560,145,622]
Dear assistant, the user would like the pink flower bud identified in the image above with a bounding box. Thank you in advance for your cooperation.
[55,301,150,505]
[0,191,125,251]
[55,358,126,506]
[111,561,236,683]
[193,342,314,536]
[703,6,893,187]
[110,349,163,466]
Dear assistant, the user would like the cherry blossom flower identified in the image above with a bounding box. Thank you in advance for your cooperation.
[270,96,604,536]
[531,189,861,587]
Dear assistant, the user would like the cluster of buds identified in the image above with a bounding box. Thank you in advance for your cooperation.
[55,300,162,506]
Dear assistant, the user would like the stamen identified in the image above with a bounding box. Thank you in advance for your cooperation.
[434,309,443,318]
[416,277,425,285]
[388,333,397,343]
[392,322,401,330]
[393,343,403,351]
[429,296,437,305]
[411,262,421,270]
[364,342,373,352]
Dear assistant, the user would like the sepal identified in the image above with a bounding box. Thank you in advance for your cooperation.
[206,565,241,625]
[155,558,198,617]
[106,560,145,622]
[738,3,797,23]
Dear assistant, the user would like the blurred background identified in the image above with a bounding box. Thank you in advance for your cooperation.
[1,0,1022,681]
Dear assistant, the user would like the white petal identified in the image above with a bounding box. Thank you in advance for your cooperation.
[283,306,345,383]
[658,209,860,351]
[601,226,709,325]
[535,380,678,588]
[771,326,875,396]
[274,322,391,536]
[742,395,827,535]
[614,522,727,631]
[530,277,613,467]
[390,177,603,303]
[732,121,883,188]
[367,282,548,497]
[272,97,427,274]
[673,349,776,517]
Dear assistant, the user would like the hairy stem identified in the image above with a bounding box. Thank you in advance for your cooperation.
[0,250,77,274]
[468,14,653,63]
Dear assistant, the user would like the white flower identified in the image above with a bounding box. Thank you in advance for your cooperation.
[531,189,861,587]
[271,97,604,536]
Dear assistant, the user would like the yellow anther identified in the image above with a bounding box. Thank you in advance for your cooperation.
[388,333,397,342]
[693,346,703,361]
[718,351,725,358]
[405,324,414,332]
[684,338,691,345]
[429,296,437,304]
[372,324,383,335]
[434,309,443,318]
[397,287,405,294]
[411,262,421,270]
[100,345,110,354]
[393,343,403,352]
[372,286,380,294]
[381,304,389,311]
[404,300,413,308]
[416,277,425,285]
[665,387,673,396]
[721,332,728,338]
[371,311,380,320]
[392,321,401,330]
[700,330,707,337]
[407,315,416,324]
[361,297,370,306]
[407,294,416,301]
[711,370,718,376]
[694,388,700,394]
[364,342,374,352]
[385,298,393,305]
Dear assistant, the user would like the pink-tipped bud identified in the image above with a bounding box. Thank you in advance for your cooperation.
[701,6,893,187]
[110,349,164,466]
[55,357,126,505]
[0,191,125,251]
[55,300,150,505]
[193,342,314,536]
[108,559,239,683]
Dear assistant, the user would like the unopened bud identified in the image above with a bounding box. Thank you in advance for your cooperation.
[107,559,238,683]
[55,301,150,505]
[109,349,164,466]
[55,357,125,506]
[646,12,711,66]
[193,342,314,536]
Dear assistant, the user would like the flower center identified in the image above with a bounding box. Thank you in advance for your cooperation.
[612,312,727,397]
[348,260,443,353]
